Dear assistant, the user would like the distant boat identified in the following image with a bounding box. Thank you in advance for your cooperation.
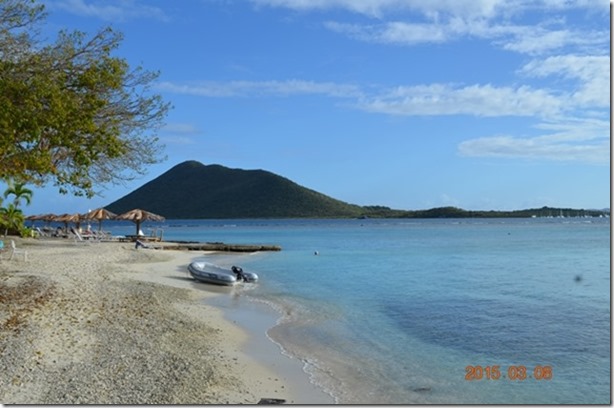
[187,261,258,286]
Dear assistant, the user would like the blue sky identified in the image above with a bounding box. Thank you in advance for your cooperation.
[19,0,611,215]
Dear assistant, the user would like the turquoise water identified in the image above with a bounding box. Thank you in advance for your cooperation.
[106,218,610,404]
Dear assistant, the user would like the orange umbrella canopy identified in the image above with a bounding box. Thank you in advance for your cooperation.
[115,209,165,235]
[84,208,117,231]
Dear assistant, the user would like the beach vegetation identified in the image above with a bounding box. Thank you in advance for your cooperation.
[0,202,25,236]
[0,179,30,235]
[3,179,32,208]
[0,0,170,198]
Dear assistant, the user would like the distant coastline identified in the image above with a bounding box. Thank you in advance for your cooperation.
[358,205,610,219]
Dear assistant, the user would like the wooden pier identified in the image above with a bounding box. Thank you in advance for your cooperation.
[159,241,281,252]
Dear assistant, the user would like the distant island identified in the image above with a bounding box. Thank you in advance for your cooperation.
[359,205,609,219]
[105,161,610,219]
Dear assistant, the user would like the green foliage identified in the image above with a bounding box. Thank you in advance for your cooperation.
[0,0,169,197]
[19,226,33,238]
[3,179,32,207]
[0,202,24,236]
[0,178,32,235]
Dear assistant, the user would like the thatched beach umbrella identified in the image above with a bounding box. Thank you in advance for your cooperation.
[84,208,117,232]
[26,213,50,223]
[25,213,56,235]
[53,213,82,231]
[115,209,165,236]
[26,213,50,228]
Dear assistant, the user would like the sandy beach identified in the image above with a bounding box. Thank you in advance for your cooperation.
[0,237,333,404]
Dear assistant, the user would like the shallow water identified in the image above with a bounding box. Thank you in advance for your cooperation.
[104,217,611,404]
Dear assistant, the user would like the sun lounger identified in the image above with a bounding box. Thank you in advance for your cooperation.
[35,227,51,238]
[71,229,92,245]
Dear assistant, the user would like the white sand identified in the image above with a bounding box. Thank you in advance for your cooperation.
[0,238,334,404]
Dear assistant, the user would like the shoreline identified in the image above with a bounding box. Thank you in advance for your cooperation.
[0,238,333,404]
[125,246,335,404]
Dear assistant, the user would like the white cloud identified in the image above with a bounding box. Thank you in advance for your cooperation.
[252,0,509,19]
[458,135,609,164]
[324,21,449,45]
[325,18,607,55]
[359,83,563,117]
[252,0,606,18]
[519,55,610,107]
[458,118,610,164]
[499,26,608,55]
[156,79,363,98]
[255,0,606,56]
[157,80,566,119]
[158,123,203,145]
[162,123,201,135]
[50,0,169,22]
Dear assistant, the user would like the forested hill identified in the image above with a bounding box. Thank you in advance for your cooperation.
[105,161,610,219]
[105,161,364,218]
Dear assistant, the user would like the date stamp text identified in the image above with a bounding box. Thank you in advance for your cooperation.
[465,365,553,381]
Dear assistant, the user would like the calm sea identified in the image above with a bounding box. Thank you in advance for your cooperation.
[103,217,610,404]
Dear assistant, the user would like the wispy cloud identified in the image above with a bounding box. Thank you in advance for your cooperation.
[359,83,564,118]
[157,77,609,164]
[162,123,201,135]
[324,21,449,45]
[156,1,608,166]
[251,0,509,19]
[49,0,169,22]
[324,19,607,55]
[252,0,607,19]
[458,118,610,164]
[254,0,607,56]
[158,123,203,145]
[498,26,608,55]
[519,55,610,108]
[156,79,363,98]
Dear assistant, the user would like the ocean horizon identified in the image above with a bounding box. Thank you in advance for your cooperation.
[43,217,611,404]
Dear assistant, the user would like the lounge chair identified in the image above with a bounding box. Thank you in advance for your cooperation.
[71,229,92,245]
[35,227,52,238]
[9,240,27,261]
[94,230,114,241]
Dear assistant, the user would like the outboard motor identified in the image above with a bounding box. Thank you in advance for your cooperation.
[231,265,246,282]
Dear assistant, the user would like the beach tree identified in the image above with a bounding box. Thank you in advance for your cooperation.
[0,0,170,198]
[3,179,32,208]
[0,203,24,236]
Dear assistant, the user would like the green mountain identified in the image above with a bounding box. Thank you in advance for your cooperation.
[105,160,610,219]
[105,161,364,218]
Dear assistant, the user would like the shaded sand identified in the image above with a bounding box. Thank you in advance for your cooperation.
[0,238,333,404]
